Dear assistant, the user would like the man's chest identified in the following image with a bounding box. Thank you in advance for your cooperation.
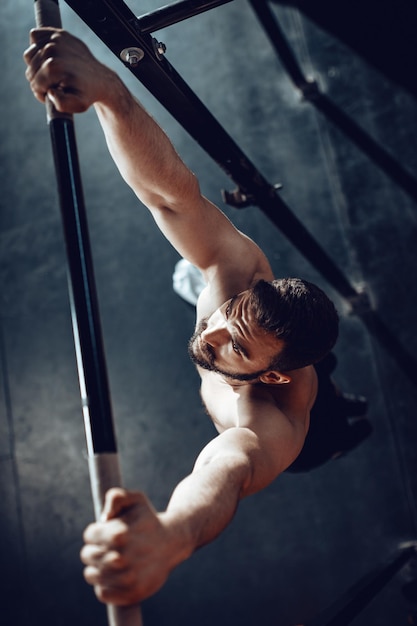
[198,366,317,435]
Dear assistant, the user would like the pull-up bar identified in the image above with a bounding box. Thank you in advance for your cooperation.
[34,0,143,624]
[64,0,363,308]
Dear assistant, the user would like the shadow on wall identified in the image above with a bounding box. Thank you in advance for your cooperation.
[272,0,417,99]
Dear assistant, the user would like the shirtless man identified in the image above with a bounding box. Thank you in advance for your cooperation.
[24,28,362,606]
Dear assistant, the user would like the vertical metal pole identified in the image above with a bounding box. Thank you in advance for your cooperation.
[33,1,143,624]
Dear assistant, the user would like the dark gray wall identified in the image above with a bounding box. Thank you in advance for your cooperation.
[1,1,416,625]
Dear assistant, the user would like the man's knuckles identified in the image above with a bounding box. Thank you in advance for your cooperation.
[103,550,127,571]
[106,520,131,548]
[83,518,131,548]
[85,563,143,603]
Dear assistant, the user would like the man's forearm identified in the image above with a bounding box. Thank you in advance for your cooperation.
[93,73,198,212]
[160,452,251,559]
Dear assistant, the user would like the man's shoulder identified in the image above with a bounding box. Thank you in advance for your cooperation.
[196,250,274,319]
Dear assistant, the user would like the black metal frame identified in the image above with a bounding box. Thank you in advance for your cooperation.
[64,0,361,305]
[247,0,417,205]
[302,544,416,626]
[137,0,234,33]
[62,0,417,390]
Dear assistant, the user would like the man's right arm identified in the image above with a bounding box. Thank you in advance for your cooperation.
[81,410,303,605]
[24,29,272,292]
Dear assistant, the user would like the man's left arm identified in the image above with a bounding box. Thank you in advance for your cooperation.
[80,418,302,605]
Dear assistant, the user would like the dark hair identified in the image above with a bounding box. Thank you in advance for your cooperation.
[248,278,339,371]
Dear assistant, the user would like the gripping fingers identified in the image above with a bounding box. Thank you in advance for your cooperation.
[23,28,89,112]
[82,544,133,604]
[23,44,47,102]
[23,42,41,66]
[80,544,126,570]
[23,37,62,103]
[83,565,128,605]
[23,29,60,77]
[83,561,139,606]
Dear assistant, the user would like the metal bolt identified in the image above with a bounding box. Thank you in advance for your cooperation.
[120,47,145,67]
[156,41,166,55]
[152,38,166,60]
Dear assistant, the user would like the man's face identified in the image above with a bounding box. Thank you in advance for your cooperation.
[188,290,284,381]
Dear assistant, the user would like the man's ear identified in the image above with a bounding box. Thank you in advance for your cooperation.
[259,370,291,385]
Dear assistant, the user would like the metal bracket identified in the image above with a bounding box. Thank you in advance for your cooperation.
[346,284,373,316]
[299,78,321,102]
[152,37,167,60]
[222,183,283,209]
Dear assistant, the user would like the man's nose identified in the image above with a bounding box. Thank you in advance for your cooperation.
[201,324,229,348]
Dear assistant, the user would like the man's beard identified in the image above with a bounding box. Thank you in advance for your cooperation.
[187,319,215,371]
[187,319,270,382]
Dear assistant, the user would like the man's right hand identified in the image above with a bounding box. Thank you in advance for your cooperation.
[80,488,193,605]
[23,28,114,113]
